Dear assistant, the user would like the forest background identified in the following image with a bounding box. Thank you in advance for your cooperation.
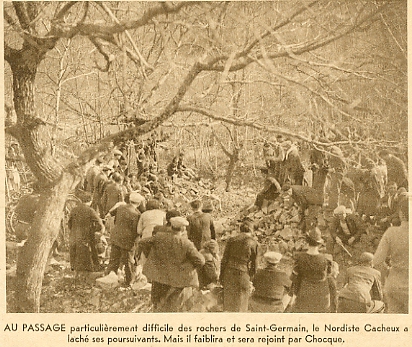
[3,1,407,312]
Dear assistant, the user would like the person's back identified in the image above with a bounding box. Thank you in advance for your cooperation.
[339,266,381,303]
[187,211,215,250]
[338,252,384,313]
[374,198,409,313]
[102,180,124,215]
[143,230,204,288]
[137,199,166,239]
[111,204,140,250]
[221,232,258,277]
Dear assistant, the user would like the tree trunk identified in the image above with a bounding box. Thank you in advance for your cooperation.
[15,174,74,312]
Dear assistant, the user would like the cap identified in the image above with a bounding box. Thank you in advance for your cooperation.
[263,251,282,264]
[170,216,189,229]
[359,252,374,264]
[129,192,145,204]
[307,228,324,244]
[113,149,123,156]
[102,165,112,171]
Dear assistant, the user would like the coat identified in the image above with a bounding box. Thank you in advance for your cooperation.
[137,209,166,239]
[187,211,215,250]
[101,181,125,215]
[110,204,141,250]
[141,231,205,288]
[68,203,103,272]
[339,265,383,304]
[220,233,258,280]
[252,265,291,301]
[373,221,409,313]
[329,214,365,244]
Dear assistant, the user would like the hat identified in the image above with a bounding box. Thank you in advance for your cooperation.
[102,165,112,171]
[113,149,122,156]
[333,205,351,215]
[170,216,189,229]
[10,141,19,146]
[359,252,374,264]
[129,192,145,204]
[307,228,324,244]
[263,251,282,264]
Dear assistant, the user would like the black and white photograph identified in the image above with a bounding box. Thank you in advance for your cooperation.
[2,0,410,345]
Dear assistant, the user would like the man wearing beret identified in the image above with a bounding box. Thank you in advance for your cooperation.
[140,217,205,312]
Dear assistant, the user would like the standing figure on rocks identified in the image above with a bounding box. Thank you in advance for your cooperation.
[290,228,336,313]
[220,218,259,312]
[105,192,142,287]
[141,217,205,312]
[379,150,408,189]
[187,200,216,251]
[68,195,105,281]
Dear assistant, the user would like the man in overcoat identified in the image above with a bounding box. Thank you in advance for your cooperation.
[220,218,259,312]
[140,217,205,312]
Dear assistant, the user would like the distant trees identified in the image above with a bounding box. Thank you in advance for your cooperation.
[4,1,405,312]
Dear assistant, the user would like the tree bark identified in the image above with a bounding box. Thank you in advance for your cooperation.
[15,173,74,312]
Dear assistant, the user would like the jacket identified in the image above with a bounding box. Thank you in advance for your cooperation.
[253,265,291,300]
[187,211,215,250]
[141,231,205,288]
[329,214,365,244]
[110,204,141,250]
[101,182,125,215]
[220,233,258,280]
[339,265,383,303]
[68,203,103,245]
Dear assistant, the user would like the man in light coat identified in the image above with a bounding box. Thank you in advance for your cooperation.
[140,217,205,312]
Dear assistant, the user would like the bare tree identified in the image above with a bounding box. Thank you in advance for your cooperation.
[4,1,402,312]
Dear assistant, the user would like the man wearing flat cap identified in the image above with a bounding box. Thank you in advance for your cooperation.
[140,216,205,312]
[338,252,384,313]
[220,218,259,312]
[249,252,292,312]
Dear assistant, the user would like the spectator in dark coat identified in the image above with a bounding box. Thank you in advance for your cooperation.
[141,217,205,312]
[220,218,259,312]
[187,200,215,250]
[91,165,112,217]
[198,239,220,290]
[328,205,366,252]
[101,172,125,216]
[84,157,104,193]
[291,228,336,313]
[68,198,104,280]
[106,192,142,286]
[249,252,292,312]
[379,150,408,189]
